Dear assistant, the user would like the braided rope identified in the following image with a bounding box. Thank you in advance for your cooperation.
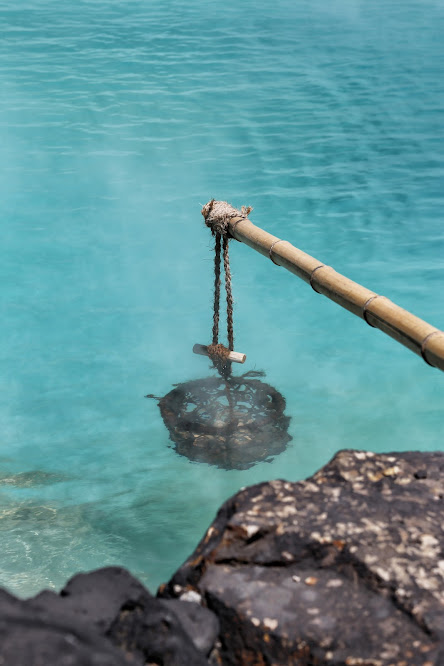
[202,200,252,377]
[223,235,234,351]
[212,233,221,345]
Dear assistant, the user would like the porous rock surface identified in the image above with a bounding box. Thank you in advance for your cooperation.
[160,450,444,665]
[0,566,218,665]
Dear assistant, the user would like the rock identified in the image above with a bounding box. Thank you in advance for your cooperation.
[32,566,149,634]
[0,588,129,665]
[56,567,217,661]
[107,593,211,666]
[160,450,444,665]
[161,598,220,656]
[2,567,217,665]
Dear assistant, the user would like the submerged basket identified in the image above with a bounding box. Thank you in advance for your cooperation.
[152,373,291,470]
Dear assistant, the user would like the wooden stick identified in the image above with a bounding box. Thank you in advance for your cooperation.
[193,344,246,364]
[222,211,444,372]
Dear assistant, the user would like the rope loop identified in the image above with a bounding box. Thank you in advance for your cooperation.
[207,343,232,379]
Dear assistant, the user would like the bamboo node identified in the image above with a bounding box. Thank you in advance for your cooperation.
[310,264,329,293]
[231,217,248,238]
[362,294,383,327]
[421,331,442,368]
[269,239,286,266]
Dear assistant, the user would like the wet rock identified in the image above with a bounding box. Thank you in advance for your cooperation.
[0,588,129,666]
[161,598,220,656]
[107,593,211,666]
[160,450,444,665]
[1,567,217,665]
[53,568,218,660]
[32,567,149,634]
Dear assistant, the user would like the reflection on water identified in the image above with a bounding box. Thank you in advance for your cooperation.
[147,371,292,470]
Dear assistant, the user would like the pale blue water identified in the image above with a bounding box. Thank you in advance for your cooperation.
[1,0,443,597]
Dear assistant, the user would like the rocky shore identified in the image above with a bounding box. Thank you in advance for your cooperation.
[1,450,443,665]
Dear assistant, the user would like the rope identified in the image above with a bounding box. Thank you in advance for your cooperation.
[212,233,221,345]
[223,235,234,351]
[202,199,252,239]
[201,200,252,378]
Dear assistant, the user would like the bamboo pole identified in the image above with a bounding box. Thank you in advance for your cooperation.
[221,210,444,373]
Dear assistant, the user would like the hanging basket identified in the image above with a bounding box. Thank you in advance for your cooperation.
[150,373,292,470]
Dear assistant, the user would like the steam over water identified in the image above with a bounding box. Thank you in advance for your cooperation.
[1,0,443,596]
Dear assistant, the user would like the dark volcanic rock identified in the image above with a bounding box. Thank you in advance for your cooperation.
[1,567,217,665]
[107,594,213,666]
[162,597,220,656]
[160,450,444,665]
[0,588,129,665]
[32,566,150,634]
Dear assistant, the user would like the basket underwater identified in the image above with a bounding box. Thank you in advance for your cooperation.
[152,372,291,470]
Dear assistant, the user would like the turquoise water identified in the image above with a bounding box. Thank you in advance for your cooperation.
[1,0,443,597]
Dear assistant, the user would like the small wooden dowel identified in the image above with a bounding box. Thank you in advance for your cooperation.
[225,212,444,373]
[193,344,246,364]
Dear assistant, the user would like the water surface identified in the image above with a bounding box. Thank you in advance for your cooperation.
[1,0,443,596]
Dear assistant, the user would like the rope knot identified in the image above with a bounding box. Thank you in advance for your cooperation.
[207,343,232,379]
[207,343,231,362]
[201,200,252,238]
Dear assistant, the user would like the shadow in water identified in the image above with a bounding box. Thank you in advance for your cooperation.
[146,371,292,470]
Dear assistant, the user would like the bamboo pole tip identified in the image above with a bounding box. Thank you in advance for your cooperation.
[201,200,253,237]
